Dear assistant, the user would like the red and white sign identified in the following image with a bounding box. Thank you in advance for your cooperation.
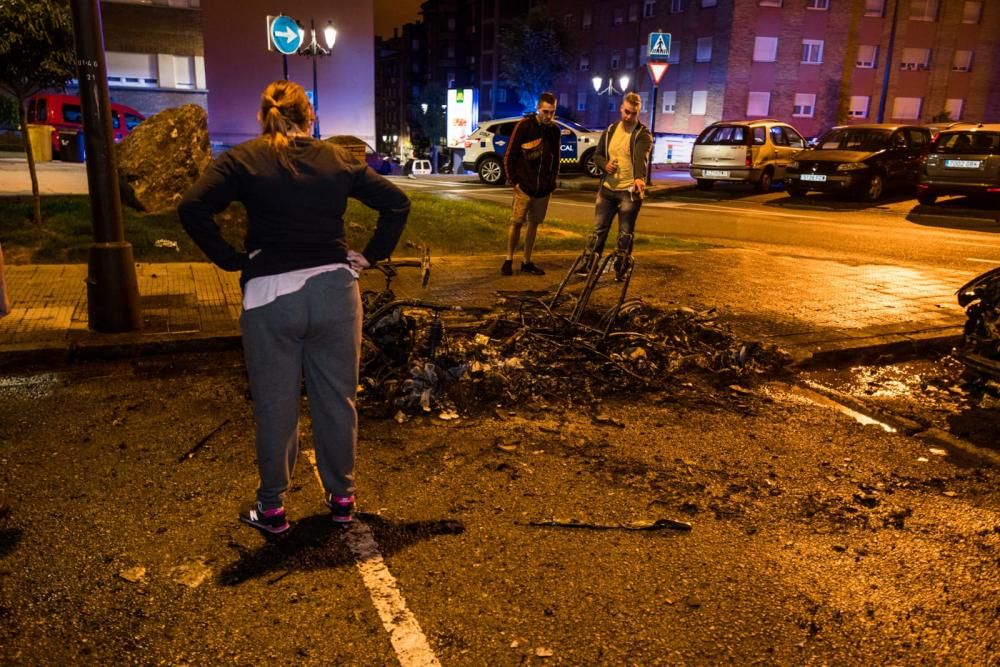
[647,61,669,85]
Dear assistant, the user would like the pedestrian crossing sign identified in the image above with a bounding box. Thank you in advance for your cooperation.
[648,32,671,59]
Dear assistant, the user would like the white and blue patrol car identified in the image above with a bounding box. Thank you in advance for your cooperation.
[461,116,603,185]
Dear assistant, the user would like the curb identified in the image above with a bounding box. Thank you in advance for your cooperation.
[0,332,242,371]
[793,331,962,368]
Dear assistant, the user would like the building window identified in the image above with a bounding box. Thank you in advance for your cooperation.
[793,93,816,117]
[645,0,657,17]
[626,48,636,69]
[691,90,707,115]
[753,36,778,62]
[447,17,456,30]
[564,13,574,26]
[614,8,624,24]
[497,88,507,103]
[900,47,930,70]
[849,95,870,118]
[106,51,158,88]
[759,0,782,6]
[856,44,878,68]
[945,98,964,120]
[892,96,922,119]
[747,91,770,116]
[580,55,590,71]
[702,0,718,5]
[670,0,684,13]
[629,3,639,21]
[962,1,981,23]
[447,44,455,58]
[801,39,824,64]
[909,0,937,21]
[662,90,677,113]
[864,0,884,15]
[639,92,649,113]
[608,98,618,111]
[667,40,680,63]
[611,51,621,69]
[577,92,588,111]
[952,50,973,72]
[559,92,568,108]
[696,37,713,62]
[807,0,829,9]
[583,8,592,27]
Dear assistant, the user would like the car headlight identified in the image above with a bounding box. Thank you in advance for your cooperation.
[788,160,799,169]
[836,163,868,171]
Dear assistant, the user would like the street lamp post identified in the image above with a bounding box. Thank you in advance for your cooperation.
[592,75,630,124]
[298,19,336,139]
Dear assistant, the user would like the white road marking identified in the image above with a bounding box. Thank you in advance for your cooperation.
[945,240,1000,248]
[966,257,1000,264]
[303,450,441,667]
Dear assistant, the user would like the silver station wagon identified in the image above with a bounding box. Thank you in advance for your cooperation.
[919,124,1000,205]
[689,119,807,192]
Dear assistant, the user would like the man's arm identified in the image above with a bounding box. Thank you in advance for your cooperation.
[592,125,613,174]
[504,118,527,186]
[178,153,246,272]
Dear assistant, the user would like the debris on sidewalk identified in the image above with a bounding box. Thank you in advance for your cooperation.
[523,517,693,532]
[154,239,180,251]
[178,418,230,463]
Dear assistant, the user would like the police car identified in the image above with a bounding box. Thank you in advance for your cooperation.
[461,116,603,185]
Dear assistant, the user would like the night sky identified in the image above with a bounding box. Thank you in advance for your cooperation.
[373,0,423,39]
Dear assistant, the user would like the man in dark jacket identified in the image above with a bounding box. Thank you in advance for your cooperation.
[501,92,561,276]
[587,92,653,274]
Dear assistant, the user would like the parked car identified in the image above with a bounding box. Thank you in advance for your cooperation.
[784,124,932,202]
[410,159,432,176]
[924,121,978,142]
[324,135,394,174]
[918,124,1000,205]
[689,119,807,192]
[27,93,144,160]
[462,115,603,185]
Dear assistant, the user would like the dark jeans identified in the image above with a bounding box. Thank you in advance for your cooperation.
[592,187,642,255]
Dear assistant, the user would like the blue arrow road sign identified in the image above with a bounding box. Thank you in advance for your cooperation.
[269,15,302,55]
[648,32,671,59]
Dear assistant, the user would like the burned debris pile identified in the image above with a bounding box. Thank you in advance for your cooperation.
[358,291,791,415]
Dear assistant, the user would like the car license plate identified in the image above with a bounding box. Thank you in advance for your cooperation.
[800,174,827,182]
[944,159,981,169]
[704,170,729,178]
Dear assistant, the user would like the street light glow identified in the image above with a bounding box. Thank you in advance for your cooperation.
[592,76,603,93]
[618,75,630,92]
[324,22,337,49]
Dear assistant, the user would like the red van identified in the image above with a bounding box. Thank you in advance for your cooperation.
[26,93,144,160]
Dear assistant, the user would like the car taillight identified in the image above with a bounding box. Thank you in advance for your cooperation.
[745,147,752,167]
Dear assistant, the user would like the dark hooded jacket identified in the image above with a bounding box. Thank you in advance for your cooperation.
[504,113,562,197]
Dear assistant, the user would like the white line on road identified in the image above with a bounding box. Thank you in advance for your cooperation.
[945,240,1000,248]
[303,450,441,667]
[966,257,1000,264]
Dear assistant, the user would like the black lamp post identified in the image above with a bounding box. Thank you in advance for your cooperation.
[298,19,336,139]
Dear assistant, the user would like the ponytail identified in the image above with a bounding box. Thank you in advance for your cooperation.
[259,81,313,174]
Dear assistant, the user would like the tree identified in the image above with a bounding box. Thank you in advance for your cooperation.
[499,10,573,112]
[409,82,447,174]
[0,0,76,225]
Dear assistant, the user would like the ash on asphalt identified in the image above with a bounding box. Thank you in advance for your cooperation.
[803,352,1000,456]
[1,351,998,664]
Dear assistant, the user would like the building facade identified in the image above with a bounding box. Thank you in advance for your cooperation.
[546,0,999,140]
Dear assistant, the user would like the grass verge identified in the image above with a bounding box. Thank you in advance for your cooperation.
[0,192,704,264]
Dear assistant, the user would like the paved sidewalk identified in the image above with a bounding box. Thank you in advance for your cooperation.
[0,246,967,368]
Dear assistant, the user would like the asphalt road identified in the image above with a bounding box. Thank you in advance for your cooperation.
[394,176,1000,275]
[1,350,998,665]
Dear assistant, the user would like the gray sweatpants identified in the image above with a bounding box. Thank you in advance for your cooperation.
[239,269,362,509]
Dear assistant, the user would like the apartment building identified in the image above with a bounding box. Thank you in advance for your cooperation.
[375,22,427,156]
[546,0,999,138]
[93,0,206,117]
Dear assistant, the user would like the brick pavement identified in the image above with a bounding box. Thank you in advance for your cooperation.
[0,245,968,367]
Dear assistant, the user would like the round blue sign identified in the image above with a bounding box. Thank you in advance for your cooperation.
[270,15,303,55]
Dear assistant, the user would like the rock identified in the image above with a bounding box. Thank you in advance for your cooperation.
[117,104,212,213]
[118,566,146,583]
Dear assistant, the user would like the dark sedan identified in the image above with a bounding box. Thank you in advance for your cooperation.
[784,124,931,202]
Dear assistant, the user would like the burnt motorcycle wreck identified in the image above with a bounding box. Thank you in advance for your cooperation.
[956,266,1000,383]
[358,240,790,417]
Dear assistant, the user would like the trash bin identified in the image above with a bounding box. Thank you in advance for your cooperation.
[57,130,86,163]
[25,124,54,162]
